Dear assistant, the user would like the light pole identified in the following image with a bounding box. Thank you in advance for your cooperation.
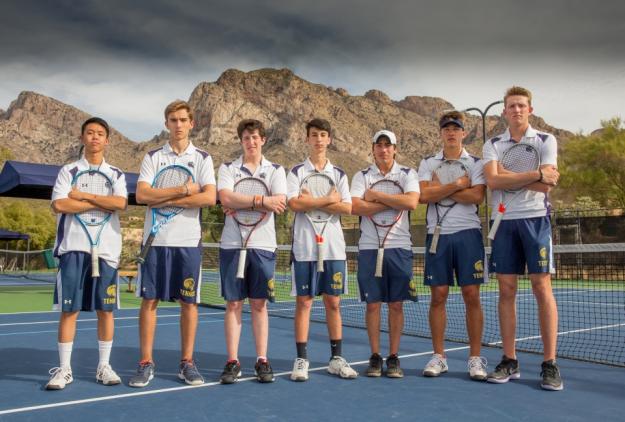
[462,100,504,244]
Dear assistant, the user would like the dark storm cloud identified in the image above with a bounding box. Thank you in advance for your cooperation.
[1,0,624,65]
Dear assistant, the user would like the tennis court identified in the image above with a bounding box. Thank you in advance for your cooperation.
[0,242,624,421]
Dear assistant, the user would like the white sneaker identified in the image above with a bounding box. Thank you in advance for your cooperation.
[468,356,488,381]
[423,354,448,377]
[45,367,73,390]
[290,358,309,382]
[96,364,122,385]
[328,356,358,379]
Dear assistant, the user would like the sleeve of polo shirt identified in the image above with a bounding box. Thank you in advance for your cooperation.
[198,155,216,187]
[337,171,352,203]
[113,171,128,198]
[482,139,498,164]
[217,163,234,192]
[51,165,72,201]
[417,159,432,182]
[402,168,420,193]
[541,134,558,166]
[286,167,300,200]
[470,160,486,186]
[138,154,155,184]
[350,171,366,198]
[270,166,288,196]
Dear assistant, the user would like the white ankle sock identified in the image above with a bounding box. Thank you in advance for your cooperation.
[58,342,73,369]
[98,340,113,368]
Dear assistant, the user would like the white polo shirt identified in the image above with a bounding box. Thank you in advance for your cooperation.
[287,158,351,261]
[418,149,485,234]
[52,158,128,267]
[482,125,558,220]
[350,161,420,250]
[217,155,287,252]
[138,142,216,247]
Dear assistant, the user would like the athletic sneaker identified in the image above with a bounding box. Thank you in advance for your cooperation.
[328,356,358,379]
[540,360,564,391]
[423,354,448,377]
[291,358,309,382]
[386,354,404,378]
[45,367,73,390]
[96,364,121,386]
[487,356,520,384]
[468,356,488,381]
[254,358,275,383]
[128,361,155,388]
[178,360,204,386]
[366,353,383,377]
[220,360,242,384]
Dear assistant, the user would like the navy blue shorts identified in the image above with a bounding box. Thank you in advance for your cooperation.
[489,216,554,275]
[424,228,486,286]
[291,259,347,297]
[357,248,417,303]
[137,246,202,303]
[220,248,276,302]
[53,251,119,312]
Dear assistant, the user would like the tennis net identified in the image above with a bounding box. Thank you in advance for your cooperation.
[0,248,57,284]
[199,242,625,367]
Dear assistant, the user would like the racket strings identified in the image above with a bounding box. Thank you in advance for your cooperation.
[502,144,540,172]
[75,172,112,224]
[434,161,467,207]
[154,168,189,215]
[303,176,333,197]
[233,179,269,225]
[370,180,402,226]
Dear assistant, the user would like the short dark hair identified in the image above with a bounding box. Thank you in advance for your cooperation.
[305,118,332,137]
[81,117,110,137]
[237,119,266,139]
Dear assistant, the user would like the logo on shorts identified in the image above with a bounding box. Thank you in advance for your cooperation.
[473,260,484,279]
[267,278,275,300]
[331,272,343,290]
[538,247,549,267]
[106,285,117,297]
[180,278,196,297]
[408,280,418,297]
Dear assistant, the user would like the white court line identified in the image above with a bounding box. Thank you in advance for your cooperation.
[487,321,625,346]
[0,311,227,327]
[0,344,470,416]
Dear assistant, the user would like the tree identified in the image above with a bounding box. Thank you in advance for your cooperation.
[559,117,625,208]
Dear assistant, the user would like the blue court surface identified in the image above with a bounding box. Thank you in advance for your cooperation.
[1,306,624,422]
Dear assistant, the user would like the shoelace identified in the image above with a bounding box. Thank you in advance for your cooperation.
[49,367,71,380]
[427,356,445,369]
[541,364,559,378]
[225,361,239,372]
[295,359,307,370]
[468,357,487,371]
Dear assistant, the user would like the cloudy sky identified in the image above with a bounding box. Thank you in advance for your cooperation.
[1,0,624,140]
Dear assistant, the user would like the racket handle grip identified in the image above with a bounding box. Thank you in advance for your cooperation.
[429,226,441,254]
[375,248,384,277]
[488,212,504,240]
[317,241,325,272]
[91,247,100,277]
[136,234,155,264]
[236,249,247,279]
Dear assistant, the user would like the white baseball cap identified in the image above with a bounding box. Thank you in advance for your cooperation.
[372,129,397,144]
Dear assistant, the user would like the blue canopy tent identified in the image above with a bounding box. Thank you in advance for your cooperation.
[0,160,139,205]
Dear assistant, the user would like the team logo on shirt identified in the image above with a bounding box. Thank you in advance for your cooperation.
[267,278,275,299]
[538,247,549,267]
[408,280,418,297]
[104,284,117,304]
[180,278,196,297]
[187,161,194,168]
[331,272,343,290]
[473,260,484,280]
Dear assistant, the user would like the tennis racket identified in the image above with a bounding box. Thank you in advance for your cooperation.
[429,160,468,254]
[72,170,114,277]
[301,173,335,272]
[136,165,194,264]
[487,143,541,240]
[232,177,269,278]
[369,179,404,277]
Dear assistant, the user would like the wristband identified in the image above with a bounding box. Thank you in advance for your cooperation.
[261,196,265,208]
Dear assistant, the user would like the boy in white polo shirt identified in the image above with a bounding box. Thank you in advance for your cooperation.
[417,111,488,380]
[217,119,287,384]
[130,100,217,388]
[286,118,357,381]
[351,130,419,378]
[47,117,128,390]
